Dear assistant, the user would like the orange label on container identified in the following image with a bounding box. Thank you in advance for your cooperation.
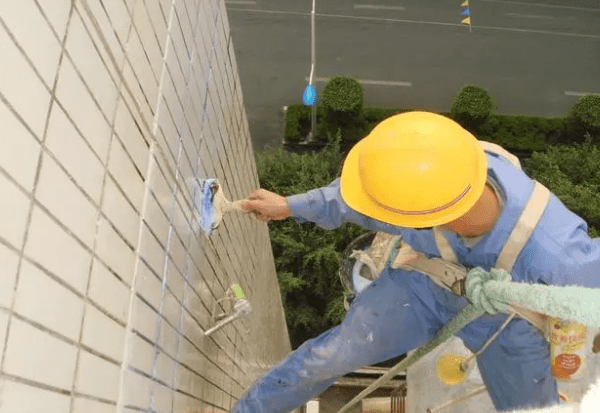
[548,317,587,381]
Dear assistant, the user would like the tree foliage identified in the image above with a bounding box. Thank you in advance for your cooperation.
[256,133,367,348]
[524,135,600,237]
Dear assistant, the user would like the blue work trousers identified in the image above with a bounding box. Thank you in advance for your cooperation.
[231,267,558,412]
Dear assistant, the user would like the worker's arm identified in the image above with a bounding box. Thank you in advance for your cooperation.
[244,179,400,232]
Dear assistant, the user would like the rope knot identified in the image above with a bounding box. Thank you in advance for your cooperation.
[466,268,511,314]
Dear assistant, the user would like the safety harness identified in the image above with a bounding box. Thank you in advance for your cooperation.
[351,141,551,336]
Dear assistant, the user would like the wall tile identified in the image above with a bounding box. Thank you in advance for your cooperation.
[134,260,164,312]
[36,153,98,249]
[95,217,136,286]
[0,309,8,362]
[84,0,132,48]
[0,244,19,308]
[127,331,154,376]
[88,259,131,323]
[0,102,41,193]
[113,99,150,177]
[108,137,145,212]
[120,61,155,134]
[25,206,91,294]
[153,349,176,387]
[81,303,125,363]
[36,0,72,41]
[132,294,159,342]
[65,12,119,121]
[125,29,159,117]
[55,57,112,164]
[72,397,116,413]
[132,0,166,79]
[45,104,104,205]
[0,174,29,252]
[75,350,121,402]
[13,260,84,342]
[143,0,168,48]
[73,1,126,87]
[0,379,71,413]
[151,381,173,413]
[0,24,51,140]
[139,224,168,279]
[0,2,293,411]
[158,311,180,359]
[0,0,61,87]
[4,317,77,390]
[102,175,140,248]
[121,369,152,410]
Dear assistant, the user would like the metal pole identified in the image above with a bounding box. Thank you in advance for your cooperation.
[307,0,316,142]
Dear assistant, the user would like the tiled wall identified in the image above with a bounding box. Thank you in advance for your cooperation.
[0,0,291,412]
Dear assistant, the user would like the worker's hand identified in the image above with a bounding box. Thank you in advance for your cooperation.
[242,189,291,222]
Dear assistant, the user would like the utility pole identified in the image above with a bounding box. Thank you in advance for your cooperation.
[302,0,317,143]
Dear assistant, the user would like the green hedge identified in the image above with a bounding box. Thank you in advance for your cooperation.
[286,104,562,153]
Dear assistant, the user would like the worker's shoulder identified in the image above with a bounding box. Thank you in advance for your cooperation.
[517,193,594,282]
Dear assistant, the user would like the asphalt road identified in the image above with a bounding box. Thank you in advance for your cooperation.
[225,0,600,153]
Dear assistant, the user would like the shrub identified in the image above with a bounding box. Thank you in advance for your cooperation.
[320,76,364,115]
[568,95,600,141]
[451,85,494,130]
[475,114,556,151]
[284,105,308,142]
[319,77,366,143]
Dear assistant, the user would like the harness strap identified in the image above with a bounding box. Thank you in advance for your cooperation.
[479,141,522,170]
[433,227,459,263]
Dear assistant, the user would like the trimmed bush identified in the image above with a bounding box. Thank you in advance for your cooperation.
[451,85,494,130]
[320,76,364,115]
[569,95,600,140]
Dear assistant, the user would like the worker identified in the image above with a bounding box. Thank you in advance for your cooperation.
[233,111,600,413]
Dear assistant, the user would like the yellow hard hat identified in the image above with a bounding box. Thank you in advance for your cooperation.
[340,111,488,228]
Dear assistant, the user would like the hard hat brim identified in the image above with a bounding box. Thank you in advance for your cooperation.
[339,138,488,228]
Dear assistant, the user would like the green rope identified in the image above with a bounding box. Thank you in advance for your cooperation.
[336,303,485,413]
[467,268,600,327]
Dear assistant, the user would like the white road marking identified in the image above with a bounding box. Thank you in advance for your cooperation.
[227,8,600,39]
[479,0,600,13]
[308,76,412,87]
[504,12,554,20]
[225,1,257,5]
[354,4,406,11]
[565,91,600,97]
